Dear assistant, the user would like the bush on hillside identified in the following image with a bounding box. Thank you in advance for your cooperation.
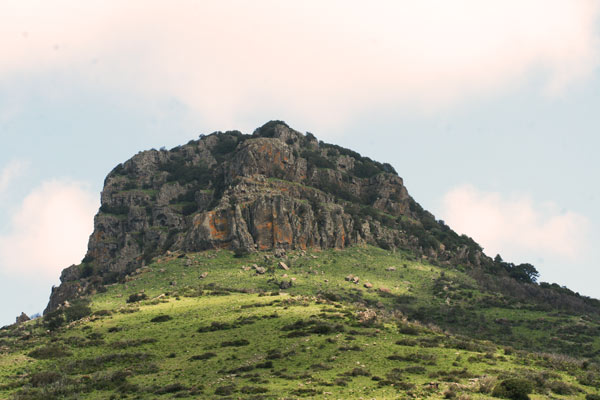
[492,378,533,400]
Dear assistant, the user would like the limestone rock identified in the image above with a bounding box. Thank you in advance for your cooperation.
[278,262,289,271]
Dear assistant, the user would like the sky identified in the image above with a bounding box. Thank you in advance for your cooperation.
[0,0,599,326]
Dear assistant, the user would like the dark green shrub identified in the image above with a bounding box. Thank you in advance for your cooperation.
[28,345,72,359]
[233,247,250,258]
[64,300,92,322]
[344,367,371,377]
[548,380,576,395]
[255,361,273,369]
[29,371,63,387]
[150,315,172,323]
[492,378,533,400]
[181,203,198,216]
[220,339,249,347]
[111,338,157,349]
[92,309,112,316]
[352,160,381,178]
[102,271,121,285]
[155,383,188,394]
[215,384,237,396]
[254,120,288,137]
[586,394,600,400]
[127,293,147,303]
[240,386,268,394]
[43,310,65,331]
[198,321,234,332]
[99,204,129,215]
[189,352,217,361]
[80,263,94,278]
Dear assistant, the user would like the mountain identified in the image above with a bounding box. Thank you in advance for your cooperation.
[2,121,600,400]
[47,121,486,312]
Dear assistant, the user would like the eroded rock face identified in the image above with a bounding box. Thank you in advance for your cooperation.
[45,121,485,313]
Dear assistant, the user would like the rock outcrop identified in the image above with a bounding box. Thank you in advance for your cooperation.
[15,312,30,324]
[46,121,485,313]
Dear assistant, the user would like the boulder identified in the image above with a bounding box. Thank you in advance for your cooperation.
[278,262,289,271]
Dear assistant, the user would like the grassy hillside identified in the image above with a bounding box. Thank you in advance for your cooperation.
[2,246,600,399]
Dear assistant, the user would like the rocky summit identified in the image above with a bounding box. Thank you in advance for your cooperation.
[47,121,484,313]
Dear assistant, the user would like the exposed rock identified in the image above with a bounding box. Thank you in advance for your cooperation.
[254,266,266,275]
[386,267,396,271]
[15,312,30,324]
[199,272,208,279]
[378,287,391,294]
[278,262,289,271]
[364,282,373,289]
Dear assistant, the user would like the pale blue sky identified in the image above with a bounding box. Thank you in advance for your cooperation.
[1,1,599,326]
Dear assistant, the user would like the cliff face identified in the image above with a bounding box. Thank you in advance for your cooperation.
[46,121,484,312]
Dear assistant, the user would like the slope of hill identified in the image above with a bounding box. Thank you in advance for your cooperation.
[1,121,599,399]
[2,247,600,399]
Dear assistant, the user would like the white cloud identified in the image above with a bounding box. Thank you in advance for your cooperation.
[0,0,598,129]
[0,180,98,279]
[0,160,28,195]
[439,184,590,261]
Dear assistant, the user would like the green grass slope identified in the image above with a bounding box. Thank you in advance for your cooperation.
[2,246,600,399]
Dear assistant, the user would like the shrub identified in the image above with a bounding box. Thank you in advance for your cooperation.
[127,293,147,303]
[28,345,72,359]
[150,315,172,323]
[64,300,92,322]
[29,371,63,387]
[548,380,576,395]
[586,395,600,400]
[189,352,217,361]
[99,204,129,215]
[215,384,237,396]
[80,263,94,278]
[492,378,533,400]
[344,368,371,377]
[43,310,65,331]
[155,383,188,394]
[221,339,250,347]
[111,338,157,349]
[302,149,335,169]
[240,386,268,394]
[234,247,250,258]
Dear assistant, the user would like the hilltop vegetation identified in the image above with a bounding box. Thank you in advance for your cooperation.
[2,247,600,399]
